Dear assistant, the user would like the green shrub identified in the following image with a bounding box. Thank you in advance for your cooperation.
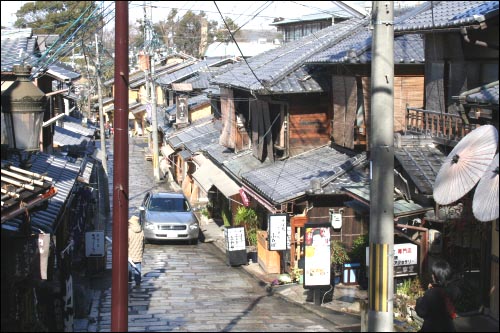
[233,206,259,246]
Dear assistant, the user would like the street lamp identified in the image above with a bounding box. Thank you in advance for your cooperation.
[1,65,47,168]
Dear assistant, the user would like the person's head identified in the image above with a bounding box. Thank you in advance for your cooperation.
[431,258,452,286]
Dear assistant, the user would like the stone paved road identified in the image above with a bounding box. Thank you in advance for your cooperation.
[89,136,341,332]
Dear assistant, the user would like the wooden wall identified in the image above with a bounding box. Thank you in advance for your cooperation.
[287,93,332,156]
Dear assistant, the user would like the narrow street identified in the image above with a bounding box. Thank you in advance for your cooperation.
[87,136,342,332]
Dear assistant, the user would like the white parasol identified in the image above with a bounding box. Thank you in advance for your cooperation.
[473,153,499,222]
[433,125,498,205]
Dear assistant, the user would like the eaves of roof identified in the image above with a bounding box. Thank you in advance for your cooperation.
[210,18,367,93]
[395,1,499,33]
[394,134,446,195]
[240,145,360,204]
[455,80,499,106]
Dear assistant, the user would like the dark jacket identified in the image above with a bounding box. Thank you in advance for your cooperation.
[416,286,456,332]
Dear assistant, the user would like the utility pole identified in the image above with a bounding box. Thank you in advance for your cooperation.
[95,33,108,174]
[111,1,129,331]
[367,1,394,332]
[145,1,160,181]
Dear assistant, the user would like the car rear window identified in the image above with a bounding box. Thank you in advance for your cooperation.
[149,197,190,212]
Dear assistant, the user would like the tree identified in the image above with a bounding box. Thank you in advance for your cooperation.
[173,10,203,57]
[214,17,240,43]
[154,9,178,51]
[14,1,101,36]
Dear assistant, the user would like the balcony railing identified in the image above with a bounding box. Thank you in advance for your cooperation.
[405,107,478,145]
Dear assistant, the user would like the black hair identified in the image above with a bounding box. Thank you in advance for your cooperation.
[431,258,452,287]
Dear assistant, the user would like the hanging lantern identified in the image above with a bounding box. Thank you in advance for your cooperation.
[1,65,47,152]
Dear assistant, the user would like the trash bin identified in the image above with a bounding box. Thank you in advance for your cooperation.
[343,262,361,284]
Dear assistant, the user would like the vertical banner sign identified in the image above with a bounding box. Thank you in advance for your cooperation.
[38,234,50,279]
[268,214,288,251]
[225,226,245,251]
[304,224,331,287]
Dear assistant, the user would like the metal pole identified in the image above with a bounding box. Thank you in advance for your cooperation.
[111,1,128,331]
[367,1,394,332]
[96,33,108,175]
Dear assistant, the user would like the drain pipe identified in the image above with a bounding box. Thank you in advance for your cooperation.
[460,27,499,50]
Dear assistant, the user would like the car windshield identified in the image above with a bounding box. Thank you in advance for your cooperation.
[148,197,190,212]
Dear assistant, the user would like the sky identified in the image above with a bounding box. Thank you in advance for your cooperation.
[1,1,373,31]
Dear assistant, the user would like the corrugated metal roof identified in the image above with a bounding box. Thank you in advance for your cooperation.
[1,153,80,234]
[211,18,367,93]
[396,1,499,32]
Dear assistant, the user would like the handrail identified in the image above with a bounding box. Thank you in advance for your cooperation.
[405,106,478,142]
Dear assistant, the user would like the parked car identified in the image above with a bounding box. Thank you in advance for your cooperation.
[139,191,199,244]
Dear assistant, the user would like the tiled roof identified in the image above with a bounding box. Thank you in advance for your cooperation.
[60,115,97,136]
[1,153,81,234]
[156,58,235,86]
[396,1,499,32]
[128,60,198,89]
[270,9,348,25]
[53,126,93,147]
[1,35,39,72]
[308,33,424,64]
[203,41,280,58]
[342,184,432,217]
[457,81,499,105]
[166,118,220,150]
[46,61,81,81]
[394,133,446,195]
[211,18,367,93]
[240,145,361,204]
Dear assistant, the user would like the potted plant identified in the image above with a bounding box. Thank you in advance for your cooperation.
[348,234,369,289]
[233,206,259,262]
[330,240,350,284]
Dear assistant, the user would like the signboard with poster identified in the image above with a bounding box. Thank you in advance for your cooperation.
[303,223,331,288]
[366,242,418,277]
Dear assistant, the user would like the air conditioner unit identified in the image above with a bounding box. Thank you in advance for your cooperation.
[176,96,189,124]
[428,229,442,254]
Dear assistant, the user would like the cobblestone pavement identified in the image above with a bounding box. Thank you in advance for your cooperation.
[77,136,344,332]
[74,136,499,332]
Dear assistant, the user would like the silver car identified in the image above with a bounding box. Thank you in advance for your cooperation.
[139,191,199,244]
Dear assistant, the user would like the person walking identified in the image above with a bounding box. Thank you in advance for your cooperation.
[128,215,145,286]
[415,258,457,332]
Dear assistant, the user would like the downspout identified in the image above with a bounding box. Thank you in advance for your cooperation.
[460,27,499,50]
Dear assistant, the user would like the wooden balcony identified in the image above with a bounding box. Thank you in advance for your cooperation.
[405,107,478,146]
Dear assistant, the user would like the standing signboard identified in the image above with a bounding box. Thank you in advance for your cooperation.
[366,242,418,277]
[224,226,247,266]
[303,223,331,288]
[268,214,288,251]
[85,231,105,257]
